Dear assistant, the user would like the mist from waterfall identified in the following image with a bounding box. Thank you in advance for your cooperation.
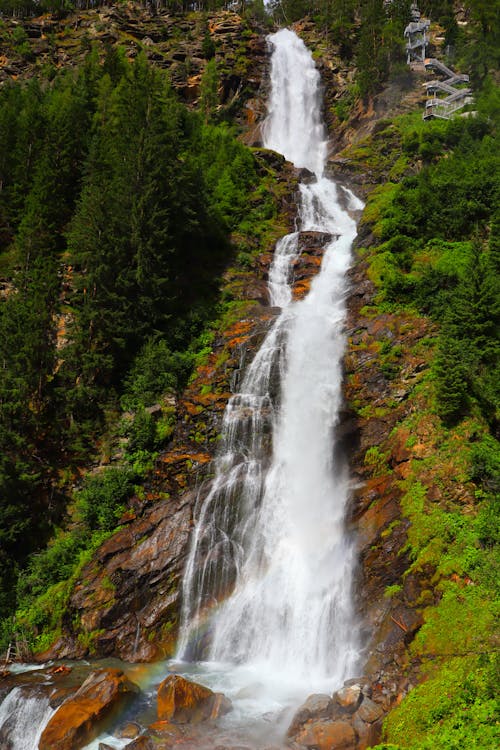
[178,27,363,697]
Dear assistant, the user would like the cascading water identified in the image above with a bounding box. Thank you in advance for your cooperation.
[0,687,55,750]
[1,29,364,750]
[178,25,364,707]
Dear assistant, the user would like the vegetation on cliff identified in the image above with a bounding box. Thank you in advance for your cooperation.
[338,74,499,750]
[0,1,498,748]
[0,37,278,645]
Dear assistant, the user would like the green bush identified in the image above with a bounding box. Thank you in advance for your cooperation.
[75,466,135,531]
[122,338,193,411]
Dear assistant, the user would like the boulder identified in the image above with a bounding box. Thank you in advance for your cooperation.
[39,669,139,750]
[148,719,184,741]
[297,231,334,252]
[123,737,155,749]
[117,721,142,739]
[288,693,333,736]
[353,713,383,750]
[157,674,232,723]
[295,719,356,750]
[334,684,362,712]
[355,696,384,724]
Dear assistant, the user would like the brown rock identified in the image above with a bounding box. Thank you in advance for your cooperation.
[49,686,78,709]
[148,719,184,739]
[288,693,333,736]
[353,479,400,552]
[157,674,232,724]
[295,719,356,749]
[334,684,362,712]
[298,231,334,251]
[356,696,384,723]
[39,669,139,750]
[123,737,155,749]
[117,721,142,739]
[353,713,383,749]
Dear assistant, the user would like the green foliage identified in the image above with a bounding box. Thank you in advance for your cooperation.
[470,433,500,494]
[364,445,388,475]
[0,41,268,642]
[75,466,135,532]
[382,406,500,746]
[17,528,90,602]
[10,528,112,653]
[380,656,499,749]
[123,408,158,454]
[122,338,193,411]
[202,29,216,60]
[363,100,499,428]
[200,58,219,121]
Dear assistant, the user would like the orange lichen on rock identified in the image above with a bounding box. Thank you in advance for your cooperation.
[293,279,312,299]
[157,674,232,724]
[39,669,139,750]
[158,451,211,466]
[295,719,356,750]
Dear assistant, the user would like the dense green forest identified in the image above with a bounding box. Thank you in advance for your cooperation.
[0,43,264,631]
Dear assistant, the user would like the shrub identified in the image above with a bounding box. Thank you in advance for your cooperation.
[75,466,135,531]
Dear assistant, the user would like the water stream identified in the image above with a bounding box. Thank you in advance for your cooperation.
[0,28,364,750]
[0,686,55,750]
[176,26,364,729]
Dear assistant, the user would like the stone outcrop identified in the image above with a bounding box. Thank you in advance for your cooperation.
[288,681,383,750]
[337,210,435,709]
[40,493,192,663]
[0,6,268,128]
[33,149,299,662]
[39,668,139,750]
[292,231,337,300]
[157,674,231,724]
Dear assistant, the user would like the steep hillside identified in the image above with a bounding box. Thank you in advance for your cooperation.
[0,2,498,749]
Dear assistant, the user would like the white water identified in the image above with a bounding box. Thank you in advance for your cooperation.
[177,27,364,719]
[0,686,55,750]
[2,29,364,750]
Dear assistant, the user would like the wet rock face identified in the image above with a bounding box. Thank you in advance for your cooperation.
[41,493,192,663]
[291,231,338,300]
[341,238,434,707]
[39,668,139,750]
[288,681,383,750]
[157,674,232,724]
[37,153,300,664]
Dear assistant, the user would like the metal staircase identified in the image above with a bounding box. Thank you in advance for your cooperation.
[423,58,473,120]
[403,3,474,120]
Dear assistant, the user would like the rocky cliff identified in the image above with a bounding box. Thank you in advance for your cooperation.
[41,12,434,707]
[2,5,496,749]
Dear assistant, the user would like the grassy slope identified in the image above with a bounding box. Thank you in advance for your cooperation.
[336,101,499,747]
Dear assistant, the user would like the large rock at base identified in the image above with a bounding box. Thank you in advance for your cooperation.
[334,684,362,713]
[287,693,333,736]
[122,737,155,750]
[157,674,232,724]
[355,696,384,724]
[353,714,383,750]
[39,669,139,750]
[295,719,356,750]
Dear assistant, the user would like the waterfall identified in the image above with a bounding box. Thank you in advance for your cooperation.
[0,687,55,750]
[178,28,364,693]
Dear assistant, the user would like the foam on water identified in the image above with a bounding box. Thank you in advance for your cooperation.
[177,27,364,726]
